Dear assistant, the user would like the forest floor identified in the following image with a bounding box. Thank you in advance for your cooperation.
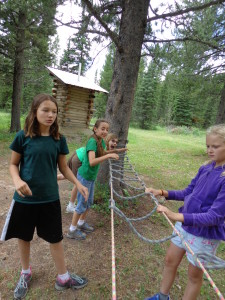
[0,153,225,300]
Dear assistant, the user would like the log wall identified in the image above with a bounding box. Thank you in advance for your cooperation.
[52,78,95,136]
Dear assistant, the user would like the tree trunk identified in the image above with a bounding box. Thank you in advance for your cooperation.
[216,82,225,124]
[97,0,150,187]
[10,10,26,132]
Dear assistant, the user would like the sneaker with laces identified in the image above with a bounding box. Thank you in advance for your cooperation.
[14,272,32,299]
[66,228,86,240]
[77,222,94,233]
[66,203,76,213]
[145,294,170,300]
[55,273,88,291]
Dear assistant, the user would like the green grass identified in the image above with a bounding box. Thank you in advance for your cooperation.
[128,126,206,189]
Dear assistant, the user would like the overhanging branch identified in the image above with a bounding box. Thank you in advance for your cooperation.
[147,0,225,22]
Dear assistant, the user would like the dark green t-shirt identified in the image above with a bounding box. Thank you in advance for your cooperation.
[10,130,69,204]
[78,137,106,181]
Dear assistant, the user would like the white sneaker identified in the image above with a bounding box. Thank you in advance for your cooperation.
[66,204,76,213]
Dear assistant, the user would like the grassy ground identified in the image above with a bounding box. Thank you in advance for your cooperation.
[0,112,225,299]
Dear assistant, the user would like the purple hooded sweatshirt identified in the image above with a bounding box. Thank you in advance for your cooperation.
[167,162,225,241]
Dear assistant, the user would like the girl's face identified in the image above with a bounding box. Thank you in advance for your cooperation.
[94,122,109,139]
[36,100,57,129]
[108,138,118,150]
[206,134,225,166]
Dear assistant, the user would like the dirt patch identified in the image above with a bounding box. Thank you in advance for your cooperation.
[0,155,224,299]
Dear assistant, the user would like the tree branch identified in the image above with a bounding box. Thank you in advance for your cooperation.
[147,0,225,22]
[143,36,223,51]
[81,0,120,50]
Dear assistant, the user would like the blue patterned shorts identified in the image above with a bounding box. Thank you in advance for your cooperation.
[171,222,220,267]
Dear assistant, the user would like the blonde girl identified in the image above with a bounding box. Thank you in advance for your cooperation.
[145,124,225,300]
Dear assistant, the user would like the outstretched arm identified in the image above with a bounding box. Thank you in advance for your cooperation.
[105,147,128,154]
[88,151,119,167]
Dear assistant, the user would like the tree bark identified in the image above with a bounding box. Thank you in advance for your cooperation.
[10,10,26,132]
[97,0,150,187]
[216,82,225,124]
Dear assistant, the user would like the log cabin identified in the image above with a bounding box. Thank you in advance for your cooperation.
[46,66,108,136]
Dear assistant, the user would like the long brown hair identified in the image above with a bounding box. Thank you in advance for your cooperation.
[24,94,60,139]
[90,119,109,157]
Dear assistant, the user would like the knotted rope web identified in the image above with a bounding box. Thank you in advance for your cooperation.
[109,151,225,300]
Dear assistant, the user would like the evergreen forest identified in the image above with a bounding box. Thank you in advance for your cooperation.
[0,0,225,132]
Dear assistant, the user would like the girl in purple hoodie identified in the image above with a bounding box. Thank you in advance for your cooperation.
[145,124,225,300]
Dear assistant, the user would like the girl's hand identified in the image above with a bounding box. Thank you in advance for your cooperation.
[15,180,32,198]
[77,182,89,202]
[157,205,184,222]
[108,153,119,160]
[57,174,65,181]
[145,187,161,196]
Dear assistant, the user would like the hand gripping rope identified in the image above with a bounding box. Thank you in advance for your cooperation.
[108,151,225,300]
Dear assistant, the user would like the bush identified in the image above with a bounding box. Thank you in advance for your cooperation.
[93,181,111,214]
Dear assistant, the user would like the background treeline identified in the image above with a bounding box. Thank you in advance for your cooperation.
[0,0,61,131]
[94,1,225,129]
[0,0,225,131]
[95,45,224,130]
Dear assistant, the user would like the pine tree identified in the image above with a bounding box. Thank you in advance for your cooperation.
[0,0,59,131]
[59,5,91,75]
[94,45,115,118]
[174,92,192,126]
[59,33,91,75]
[133,61,160,129]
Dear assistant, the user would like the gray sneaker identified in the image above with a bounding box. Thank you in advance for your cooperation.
[14,273,32,299]
[77,222,94,233]
[66,229,86,240]
[55,273,88,291]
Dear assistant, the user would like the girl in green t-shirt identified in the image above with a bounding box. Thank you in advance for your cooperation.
[58,133,127,213]
[1,94,89,299]
[67,119,122,240]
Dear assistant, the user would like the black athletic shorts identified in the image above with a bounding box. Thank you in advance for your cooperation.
[1,200,63,243]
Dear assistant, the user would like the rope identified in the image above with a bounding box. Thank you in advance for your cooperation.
[110,198,116,299]
[108,152,225,300]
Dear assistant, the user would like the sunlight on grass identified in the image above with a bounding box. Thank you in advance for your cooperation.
[128,127,207,189]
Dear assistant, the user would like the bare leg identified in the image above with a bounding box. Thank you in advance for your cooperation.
[71,211,81,226]
[160,242,186,294]
[18,239,30,270]
[79,209,88,221]
[71,209,89,225]
[50,241,67,275]
[182,264,203,300]
[70,185,78,205]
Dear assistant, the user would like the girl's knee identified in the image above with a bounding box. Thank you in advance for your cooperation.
[164,244,185,268]
[188,264,203,283]
[164,252,180,268]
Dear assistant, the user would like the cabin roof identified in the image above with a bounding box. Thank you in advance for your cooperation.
[46,66,108,94]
